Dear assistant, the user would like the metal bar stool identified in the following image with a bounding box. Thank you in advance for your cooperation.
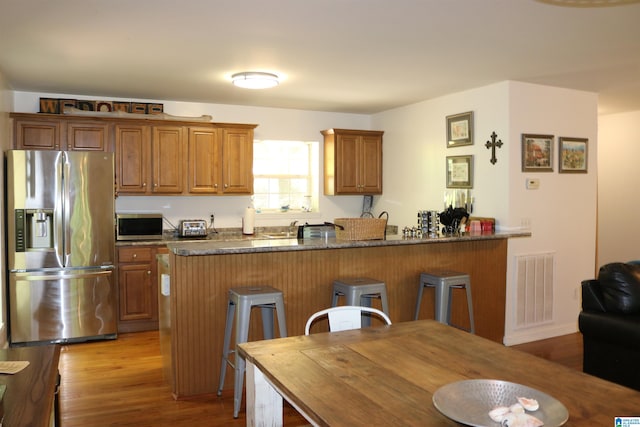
[414,270,475,333]
[217,286,287,418]
[331,277,390,327]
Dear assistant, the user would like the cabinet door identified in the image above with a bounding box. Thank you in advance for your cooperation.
[152,126,185,194]
[67,121,111,151]
[115,125,151,194]
[187,127,220,194]
[118,263,154,322]
[221,127,253,194]
[335,133,360,194]
[14,118,63,150]
[359,133,383,194]
[117,246,159,333]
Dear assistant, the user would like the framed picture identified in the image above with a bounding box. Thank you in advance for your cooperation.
[446,155,473,188]
[522,134,554,172]
[446,111,473,147]
[559,137,588,173]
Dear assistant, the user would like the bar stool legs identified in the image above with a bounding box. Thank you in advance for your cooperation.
[331,277,390,327]
[414,271,475,333]
[217,286,287,418]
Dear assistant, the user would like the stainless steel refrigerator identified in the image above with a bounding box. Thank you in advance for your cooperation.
[6,150,117,346]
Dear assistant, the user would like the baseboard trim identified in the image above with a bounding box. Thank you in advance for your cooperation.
[504,322,578,346]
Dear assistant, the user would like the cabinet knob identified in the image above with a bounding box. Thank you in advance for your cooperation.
[224,184,228,188]
[214,183,218,188]
[132,253,137,258]
[143,182,147,187]
[147,270,151,275]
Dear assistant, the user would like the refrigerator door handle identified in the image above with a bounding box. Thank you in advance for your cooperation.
[55,153,66,266]
[12,269,113,281]
[62,152,71,266]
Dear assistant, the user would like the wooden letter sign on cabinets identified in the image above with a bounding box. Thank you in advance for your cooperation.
[322,128,384,195]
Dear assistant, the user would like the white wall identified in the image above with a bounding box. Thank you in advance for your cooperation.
[598,110,640,266]
[13,92,373,228]
[373,81,598,345]
[371,82,510,228]
[505,82,598,345]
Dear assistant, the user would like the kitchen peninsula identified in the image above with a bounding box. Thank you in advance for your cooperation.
[164,231,528,398]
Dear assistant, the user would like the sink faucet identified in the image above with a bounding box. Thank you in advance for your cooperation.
[289,220,298,234]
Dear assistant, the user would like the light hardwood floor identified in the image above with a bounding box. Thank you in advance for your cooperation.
[58,330,583,426]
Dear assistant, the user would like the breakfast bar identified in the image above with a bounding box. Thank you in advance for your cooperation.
[165,232,527,398]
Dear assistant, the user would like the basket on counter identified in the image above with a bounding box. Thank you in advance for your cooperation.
[334,214,388,241]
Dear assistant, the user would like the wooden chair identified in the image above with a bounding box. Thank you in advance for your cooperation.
[304,305,392,335]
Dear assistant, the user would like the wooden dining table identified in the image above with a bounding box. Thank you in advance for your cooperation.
[238,319,640,426]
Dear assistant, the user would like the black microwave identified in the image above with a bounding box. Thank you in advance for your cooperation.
[116,213,164,241]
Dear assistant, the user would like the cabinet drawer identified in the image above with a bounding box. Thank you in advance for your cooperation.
[118,247,153,263]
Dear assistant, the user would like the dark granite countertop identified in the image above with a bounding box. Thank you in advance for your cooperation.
[164,230,530,256]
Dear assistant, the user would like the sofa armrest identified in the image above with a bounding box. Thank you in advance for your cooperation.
[582,279,607,312]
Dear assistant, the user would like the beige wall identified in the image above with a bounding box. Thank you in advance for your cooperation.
[598,110,640,267]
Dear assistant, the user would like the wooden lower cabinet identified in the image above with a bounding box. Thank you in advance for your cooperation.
[117,245,168,333]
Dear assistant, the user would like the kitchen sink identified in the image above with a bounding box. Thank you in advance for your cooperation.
[259,231,296,239]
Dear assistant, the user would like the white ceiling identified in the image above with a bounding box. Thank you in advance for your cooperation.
[1,0,639,115]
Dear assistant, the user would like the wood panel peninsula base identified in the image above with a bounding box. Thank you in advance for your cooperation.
[166,233,527,398]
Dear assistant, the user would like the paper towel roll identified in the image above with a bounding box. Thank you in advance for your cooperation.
[243,207,255,235]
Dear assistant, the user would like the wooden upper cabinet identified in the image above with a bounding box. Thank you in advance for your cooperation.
[13,117,63,150]
[221,126,254,194]
[187,127,220,194]
[322,129,383,195]
[186,125,255,195]
[11,113,257,197]
[115,124,151,194]
[116,124,185,195]
[359,133,384,193]
[12,114,110,151]
[151,126,185,194]
[67,120,111,151]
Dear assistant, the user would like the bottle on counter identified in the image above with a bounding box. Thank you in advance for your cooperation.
[242,205,255,235]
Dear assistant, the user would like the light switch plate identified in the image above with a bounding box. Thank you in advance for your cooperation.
[526,178,540,189]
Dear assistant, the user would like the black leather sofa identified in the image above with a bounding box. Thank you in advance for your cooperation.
[578,262,640,391]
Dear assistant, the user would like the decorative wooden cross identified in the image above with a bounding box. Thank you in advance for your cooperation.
[485,131,503,164]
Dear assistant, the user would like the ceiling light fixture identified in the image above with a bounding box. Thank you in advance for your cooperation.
[231,72,279,89]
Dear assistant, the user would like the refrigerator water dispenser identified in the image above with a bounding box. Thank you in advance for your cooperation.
[14,208,54,251]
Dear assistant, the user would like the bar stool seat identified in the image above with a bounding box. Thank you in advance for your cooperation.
[331,277,390,327]
[414,270,475,333]
[217,286,287,418]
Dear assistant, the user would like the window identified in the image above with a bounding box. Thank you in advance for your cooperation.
[253,140,319,212]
